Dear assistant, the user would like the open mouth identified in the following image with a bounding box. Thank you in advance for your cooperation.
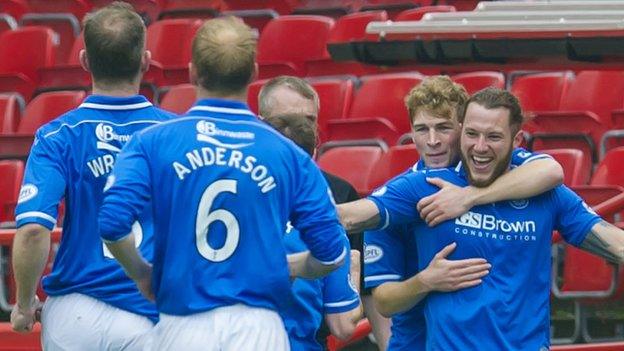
[470,155,494,172]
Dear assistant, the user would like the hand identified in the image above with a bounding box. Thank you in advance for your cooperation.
[134,265,155,302]
[11,295,41,333]
[349,250,361,294]
[417,178,476,226]
[418,243,490,292]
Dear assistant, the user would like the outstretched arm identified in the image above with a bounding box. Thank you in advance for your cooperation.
[580,220,624,264]
[337,199,381,233]
[418,158,563,226]
[372,243,490,317]
[11,224,49,333]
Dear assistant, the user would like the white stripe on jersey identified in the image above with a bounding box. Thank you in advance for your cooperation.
[317,247,347,266]
[521,154,552,164]
[364,274,402,282]
[79,101,153,110]
[379,208,391,231]
[43,119,163,139]
[324,297,360,308]
[188,105,256,117]
[15,211,57,225]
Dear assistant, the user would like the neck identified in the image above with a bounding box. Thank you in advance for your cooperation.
[91,78,141,97]
[196,86,248,103]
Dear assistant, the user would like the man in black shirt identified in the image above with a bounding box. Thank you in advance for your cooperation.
[259,76,391,350]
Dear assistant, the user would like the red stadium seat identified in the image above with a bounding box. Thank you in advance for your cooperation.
[314,11,387,76]
[0,159,23,223]
[293,0,356,18]
[327,318,373,351]
[317,145,384,196]
[540,148,590,187]
[0,322,41,351]
[309,77,355,142]
[367,143,419,192]
[572,185,624,223]
[20,12,81,64]
[590,147,624,187]
[529,71,624,165]
[246,79,268,116]
[158,0,222,19]
[451,71,504,94]
[16,90,85,135]
[222,0,297,15]
[360,0,419,19]
[327,72,422,144]
[144,18,203,86]
[395,5,456,21]
[37,31,92,93]
[0,0,29,20]
[25,0,91,19]
[257,15,335,79]
[0,26,56,100]
[160,83,196,115]
[0,14,17,36]
[0,94,24,134]
[511,71,571,115]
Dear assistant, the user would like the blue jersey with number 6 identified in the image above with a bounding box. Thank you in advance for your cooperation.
[99,98,346,316]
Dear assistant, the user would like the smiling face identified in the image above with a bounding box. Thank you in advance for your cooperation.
[460,102,522,187]
[411,110,460,168]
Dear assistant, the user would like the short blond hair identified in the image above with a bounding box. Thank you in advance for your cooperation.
[404,75,468,125]
[192,16,256,94]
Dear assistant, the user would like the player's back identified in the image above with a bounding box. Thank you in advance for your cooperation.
[130,98,345,316]
[15,95,174,320]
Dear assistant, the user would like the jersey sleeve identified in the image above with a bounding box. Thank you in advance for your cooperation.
[322,237,360,314]
[15,132,66,230]
[552,185,602,246]
[510,147,553,166]
[99,133,152,242]
[364,226,409,289]
[290,156,347,265]
[367,172,426,231]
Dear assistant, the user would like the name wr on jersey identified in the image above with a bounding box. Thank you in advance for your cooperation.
[172,146,277,193]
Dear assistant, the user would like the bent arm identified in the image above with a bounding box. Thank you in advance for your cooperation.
[469,158,563,206]
[287,251,344,280]
[12,224,50,310]
[419,158,563,226]
[371,242,490,317]
[337,199,381,233]
[580,220,624,264]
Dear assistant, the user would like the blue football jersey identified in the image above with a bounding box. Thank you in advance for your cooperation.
[363,147,552,350]
[99,98,346,316]
[15,95,174,321]
[281,225,359,351]
[368,162,600,350]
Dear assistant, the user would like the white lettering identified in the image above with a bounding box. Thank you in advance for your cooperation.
[173,162,191,180]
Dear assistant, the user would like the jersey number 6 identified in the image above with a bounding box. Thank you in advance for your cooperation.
[196,179,240,262]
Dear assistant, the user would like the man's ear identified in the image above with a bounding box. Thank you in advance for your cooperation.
[79,49,90,73]
[513,129,524,148]
[140,50,151,74]
[189,62,198,86]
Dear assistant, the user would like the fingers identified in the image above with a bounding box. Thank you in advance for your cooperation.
[417,195,434,213]
[428,212,452,227]
[452,279,483,290]
[454,263,491,277]
[446,258,488,267]
[434,242,457,259]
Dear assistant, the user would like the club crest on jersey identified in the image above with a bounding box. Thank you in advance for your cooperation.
[95,123,130,153]
[17,184,38,203]
[509,199,529,209]
[364,244,383,264]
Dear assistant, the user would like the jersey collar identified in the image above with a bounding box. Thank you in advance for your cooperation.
[187,98,257,120]
[79,95,152,110]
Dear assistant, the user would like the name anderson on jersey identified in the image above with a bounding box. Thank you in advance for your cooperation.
[172,145,277,193]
